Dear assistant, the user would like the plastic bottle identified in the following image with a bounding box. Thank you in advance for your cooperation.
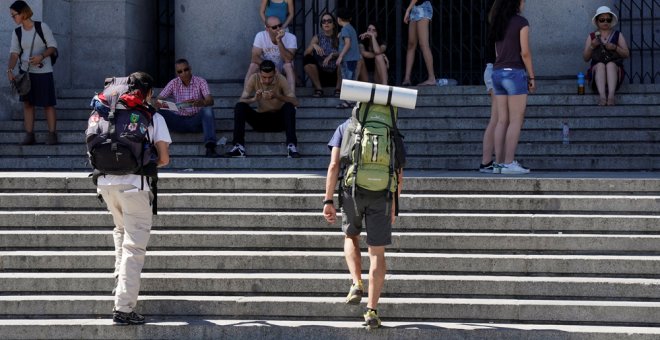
[562,121,570,145]
[436,78,458,86]
[577,72,585,95]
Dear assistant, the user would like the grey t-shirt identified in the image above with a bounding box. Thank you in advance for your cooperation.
[10,22,58,74]
[494,15,529,70]
[338,24,360,62]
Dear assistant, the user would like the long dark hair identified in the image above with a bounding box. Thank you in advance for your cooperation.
[360,22,385,52]
[488,0,522,42]
[319,12,339,49]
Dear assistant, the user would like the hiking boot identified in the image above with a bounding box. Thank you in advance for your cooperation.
[287,143,300,158]
[20,132,35,145]
[45,132,58,145]
[363,309,381,330]
[205,142,220,158]
[500,160,530,174]
[345,280,363,305]
[479,161,494,173]
[226,144,246,158]
[112,309,145,325]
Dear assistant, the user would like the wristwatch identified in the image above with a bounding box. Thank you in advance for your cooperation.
[322,199,334,205]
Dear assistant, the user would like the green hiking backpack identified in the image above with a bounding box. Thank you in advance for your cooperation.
[340,101,406,194]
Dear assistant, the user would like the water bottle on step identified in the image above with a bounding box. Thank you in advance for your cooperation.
[436,78,458,86]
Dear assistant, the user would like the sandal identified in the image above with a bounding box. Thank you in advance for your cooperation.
[335,101,353,109]
[607,97,616,106]
[312,89,323,98]
[598,98,607,106]
[334,89,341,97]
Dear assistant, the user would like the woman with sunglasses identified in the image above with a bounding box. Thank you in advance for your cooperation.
[357,22,389,85]
[582,6,629,106]
[303,13,341,98]
[7,0,58,145]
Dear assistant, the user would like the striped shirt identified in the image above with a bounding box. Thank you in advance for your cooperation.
[158,75,211,116]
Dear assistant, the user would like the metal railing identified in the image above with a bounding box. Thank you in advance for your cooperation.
[616,0,659,83]
[294,0,491,86]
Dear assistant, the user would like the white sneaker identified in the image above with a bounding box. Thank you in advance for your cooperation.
[500,161,530,174]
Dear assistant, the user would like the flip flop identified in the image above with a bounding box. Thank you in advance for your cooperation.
[312,89,323,98]
[335,101,352,109]
[417,80,436,86]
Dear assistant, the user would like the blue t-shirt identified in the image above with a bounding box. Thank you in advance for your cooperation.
[338,24,360,62]
[328,119,350,150]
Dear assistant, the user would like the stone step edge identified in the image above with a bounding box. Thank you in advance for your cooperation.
[1,319,659,339]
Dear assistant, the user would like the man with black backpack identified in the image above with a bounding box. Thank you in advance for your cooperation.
[86,72,171,325]
[323,101,405,330]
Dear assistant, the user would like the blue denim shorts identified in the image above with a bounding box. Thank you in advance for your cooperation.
[410,1,433,22]
[341,60,358,81]
[483,63,494,93]
[492,68,529,95]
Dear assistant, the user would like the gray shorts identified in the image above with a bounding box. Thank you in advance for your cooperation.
[341,189,392,246]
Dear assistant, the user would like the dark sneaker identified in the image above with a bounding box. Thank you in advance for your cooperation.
[205,142,220,158]
[287,143,300,158]
[345,280,363,305]
[45,132,58,145]
[479,161,494,173]
[20,132,35,145]
[363,309,381,330]
[226,144,246,158]
[113,310,145,325]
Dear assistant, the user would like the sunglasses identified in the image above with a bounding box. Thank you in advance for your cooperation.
[10,13,18,18]
[176,67,190,74]
[270,24,282,30]
[321,19,333,24]
[598,18,613,23]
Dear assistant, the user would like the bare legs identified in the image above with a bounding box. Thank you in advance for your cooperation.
[403,19,435,85]
[357,57,389,85]
[481,91,498,165]
[494,94,527,164]
[304,63,323,90]
[593,62,619,105]
[344,236,386,310]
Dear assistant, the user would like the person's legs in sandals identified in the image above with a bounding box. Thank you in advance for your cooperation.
[606,62,618,105]
[403,21,418,86]
[593,63,607,106]
[415,18,436,86]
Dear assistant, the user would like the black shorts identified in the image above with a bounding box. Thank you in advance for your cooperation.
[303,54,339,88]
[341,188,392,246]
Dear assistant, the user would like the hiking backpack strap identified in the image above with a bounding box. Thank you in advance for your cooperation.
[349,85,377,218]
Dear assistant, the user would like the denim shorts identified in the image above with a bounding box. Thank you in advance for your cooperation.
[483,63,494,93]
[341,60,358,81]
[410,1,433,22]
[492,68,529,95]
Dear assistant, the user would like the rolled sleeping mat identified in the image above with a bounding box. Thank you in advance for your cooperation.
[340,80,418,109]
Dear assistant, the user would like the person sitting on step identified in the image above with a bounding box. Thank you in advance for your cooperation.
[228,60,300,158]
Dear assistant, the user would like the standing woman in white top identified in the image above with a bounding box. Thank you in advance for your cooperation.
[7,0,58,145]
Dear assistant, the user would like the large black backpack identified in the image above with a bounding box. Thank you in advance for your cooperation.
[86,77,156,176]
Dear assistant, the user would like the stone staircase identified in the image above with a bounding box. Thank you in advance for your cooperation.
[0,83,658,171]
[0,83,659,338]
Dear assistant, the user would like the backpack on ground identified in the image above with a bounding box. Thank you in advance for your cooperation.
[339,99,406,216]
[85,76,160,213]
[15,21,58,65]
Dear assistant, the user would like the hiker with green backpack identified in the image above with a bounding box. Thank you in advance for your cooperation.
[323,98,405,330]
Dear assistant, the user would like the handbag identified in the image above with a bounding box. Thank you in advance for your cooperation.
[11,72,30,96]
[592,45,621,64]
[10,29,37,96]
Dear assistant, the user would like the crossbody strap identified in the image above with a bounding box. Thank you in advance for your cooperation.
[17,30,37,73]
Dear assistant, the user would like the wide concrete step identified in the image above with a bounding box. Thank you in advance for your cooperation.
[2,129,659,145]
[49,93,660,110]
[4,251,660,275]
[3,319,660,340]
[56,83,660,97]
[28,103,660,121]
[4,231,660,254]
[5,115,660,131]
[2,142,658,158]
[1,193,658,213]
[0,155,658,171]
[1,173,658,194]
[2,273,660,300]
[2,295,660,325]
[2,211,659,233]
